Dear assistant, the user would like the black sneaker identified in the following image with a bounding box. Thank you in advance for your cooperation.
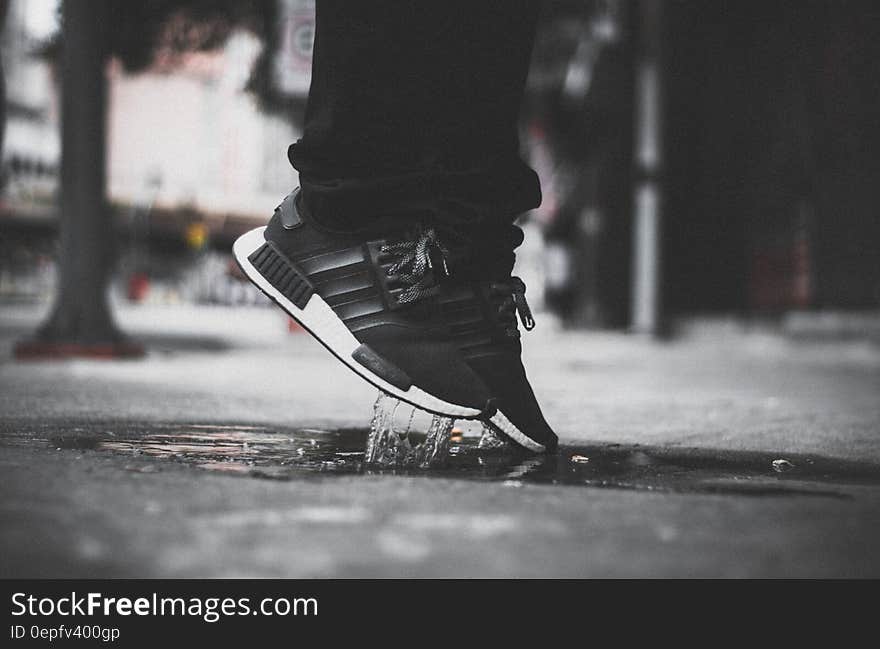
[438,240,558,454]
[234,189,557,453]
[233,189,495,420]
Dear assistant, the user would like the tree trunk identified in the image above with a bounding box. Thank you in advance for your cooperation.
[17,0,141,358]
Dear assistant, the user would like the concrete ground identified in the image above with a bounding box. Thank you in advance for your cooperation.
[1,302,879,577]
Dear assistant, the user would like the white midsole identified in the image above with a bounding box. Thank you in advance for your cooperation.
[488,411,545,453]
[233,227,482,420]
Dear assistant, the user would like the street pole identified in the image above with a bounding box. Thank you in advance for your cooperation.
[630,0,663,335]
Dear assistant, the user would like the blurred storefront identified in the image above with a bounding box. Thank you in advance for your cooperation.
[0,0,313,305]
[0,0,59,302]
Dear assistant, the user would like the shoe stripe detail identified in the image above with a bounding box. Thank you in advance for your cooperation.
[449,322,493,337]
[455,333,495,350]
[308,263,370,283]
[437,286,476,304]
[298,247,365,275]
[324,287,377,308]
[441,301,481,314]
[248,243,315,309]
[315,271,374,299]
[460,343,508,359]
[445,312,485,329]
[333,296,385,321]
[344,317,400,334]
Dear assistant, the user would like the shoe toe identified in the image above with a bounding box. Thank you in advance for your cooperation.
[467,349,558,452]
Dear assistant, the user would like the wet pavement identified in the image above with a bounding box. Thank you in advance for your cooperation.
[33,421,880,499]
[2,304,880,577]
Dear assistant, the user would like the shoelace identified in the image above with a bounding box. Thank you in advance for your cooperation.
[381,227,451,304]
[490,276,536,337]
[381,227,537,336]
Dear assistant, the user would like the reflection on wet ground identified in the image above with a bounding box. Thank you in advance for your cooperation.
[43,422,880,499]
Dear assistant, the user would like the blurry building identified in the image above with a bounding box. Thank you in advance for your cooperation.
[106,31,298,237]
[527,0,880,329]
[1,0,58,203]
[1,0,313,304]
[0,0,59,300]
[0,0,58,217]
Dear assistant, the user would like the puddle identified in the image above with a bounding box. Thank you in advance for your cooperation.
[44,421,880,499]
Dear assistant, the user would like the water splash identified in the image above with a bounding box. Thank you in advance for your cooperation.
[364,393,455,468]
[478,423,510,450]
[364,394,412,465]
[413,412,454,468]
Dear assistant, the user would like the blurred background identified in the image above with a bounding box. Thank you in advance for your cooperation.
[1,0,880,579]
[2,0,877,347]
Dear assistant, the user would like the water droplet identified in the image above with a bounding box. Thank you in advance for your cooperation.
[772,458,794,472]
[477,424,509,449]
[414,413,454,469]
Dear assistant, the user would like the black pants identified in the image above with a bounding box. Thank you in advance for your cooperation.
[289,0,542,234]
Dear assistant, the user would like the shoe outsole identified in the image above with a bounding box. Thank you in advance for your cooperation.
[233,227,546,453]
